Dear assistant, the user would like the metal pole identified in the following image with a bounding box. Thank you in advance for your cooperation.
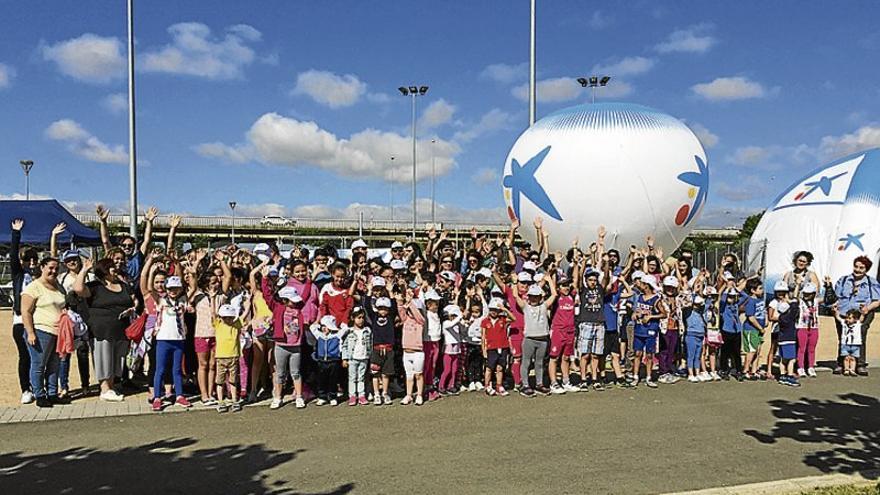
[431,139,436,226]
[390,156,395,223]
[358,211,364,238]
[411,93,417,240]
[229,201,237,244]
[25,172,29,200]
[126,0,138,238]
[529,0,536,126]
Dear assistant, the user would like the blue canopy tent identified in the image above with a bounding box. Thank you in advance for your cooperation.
[0,200,101,246]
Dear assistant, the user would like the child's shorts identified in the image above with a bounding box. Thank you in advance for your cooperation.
[486,348,509,371]
[840,344,860,358]
[577,322,605,356]
[370,346,396,376]
[632,334,656,354]
[402,351,425,378]
[741,330,763,353]
[549,330,575,358]
[603,331,621,356]
[778,342,796,360]
[194,337,216,354]
[215,357,239,385]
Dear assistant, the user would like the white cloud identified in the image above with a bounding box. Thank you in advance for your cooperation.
[419,99,456,129]
[141,23,260,79]
[41,34,125,84]
[101,93,127,115]
[291,69,367,108]
[453,108,518,143]
[45,119,127,164]
[0,63,14,89]
[512,77,581,103]
[689,122,719,148]
[725,144,814,170]
[587,10,613,30]
[592,56,655,77]
[480,62,528,84]
[472,168,499,185]
[691,76,768,101]
[655,24,717,54]
[367,92,391,104]
[715,176,770,201]
[728,145,773,166]
[195,112,460,183]
[818,125,880,161]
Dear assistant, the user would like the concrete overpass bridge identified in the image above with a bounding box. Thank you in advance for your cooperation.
[72,213,742,248]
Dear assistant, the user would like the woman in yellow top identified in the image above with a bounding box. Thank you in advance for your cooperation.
[21,257,67,408]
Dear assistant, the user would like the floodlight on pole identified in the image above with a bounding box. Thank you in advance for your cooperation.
[577,74,611,103]
[399,83,429,239]
[19,160,34,200]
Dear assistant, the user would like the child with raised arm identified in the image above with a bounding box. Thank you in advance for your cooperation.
[836,308,863,376]
[512,273,557,397]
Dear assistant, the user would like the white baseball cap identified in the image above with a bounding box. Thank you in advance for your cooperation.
[371,276,386,287]
[218,304,237,318]
[320,315,339,331]
[253,243,270,254]
[703,286,718,296]
[632,270,646,280]
[390,259,407,271]
[444,304,462,316]
[640,275,659,290]
[424,289,442,301]
[517,272,533,283]
[773,280,790,292]
[375,297,392,308]
[723,271,735,281]
[533,272,545,283]
[522,261,537,272]
[488,298,505,310]
[351,239,368,250]
[526,285,544,297]
[802,283,817,294]
[391,241,404,249]
[166,276,183,288]
[477,267,492,278]
[693,295,705,305]
[440,271,456,282]
[662,276,679,288]
[278,286,302,302]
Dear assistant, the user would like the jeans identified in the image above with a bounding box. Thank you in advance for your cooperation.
[27,329,59,399]
[797,328,819,370]
[153,340,185,398]
[521,337,548,388]
[59,338,92,391]
[465,344,483,384]
[316,360,341,400]
[720,331,742,374]
[347,358,368,397]
[686,333,704,371]
[13,323,31,393]
[660,331,679,374]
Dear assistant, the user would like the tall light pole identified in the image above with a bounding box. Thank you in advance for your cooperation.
[529,0,536,125]
[19,160,34,200]
[127,0,138,238]
[229,201,237,244]
[398,85,428,239]
[389,155,395,223]
[430,139,436,226]
[577,75,611,104]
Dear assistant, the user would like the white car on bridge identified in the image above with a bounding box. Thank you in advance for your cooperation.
[260,215,294,227]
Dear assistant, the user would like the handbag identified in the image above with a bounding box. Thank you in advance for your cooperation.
[125,312,147,342]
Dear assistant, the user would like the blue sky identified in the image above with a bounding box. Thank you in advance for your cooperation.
[1,0,879,227]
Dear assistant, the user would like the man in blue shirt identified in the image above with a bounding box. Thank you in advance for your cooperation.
[825,256,880,375]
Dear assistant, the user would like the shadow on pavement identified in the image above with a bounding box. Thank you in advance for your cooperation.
[0,437,355,494]
[745,393,880,479]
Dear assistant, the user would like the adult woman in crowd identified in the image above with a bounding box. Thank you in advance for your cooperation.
[9,219,38,404]
[782,251,820,298]
[20,256,66,408]
[74,258,137,402]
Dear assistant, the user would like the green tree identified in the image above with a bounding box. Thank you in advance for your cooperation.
[739,211,765,240]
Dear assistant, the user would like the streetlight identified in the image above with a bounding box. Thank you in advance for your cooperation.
[430,139,436,226]
[389,156,395,223]
[229,201,237,244]
[19,160,34,200]
[398,84,429,239]
[127,0,139,238]
[577,75,611,103]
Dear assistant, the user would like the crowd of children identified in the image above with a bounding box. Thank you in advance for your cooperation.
[9,209,880,411]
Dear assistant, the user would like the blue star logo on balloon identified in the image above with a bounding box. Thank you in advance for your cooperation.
[501,102,710,254]
[838,233,865,252]
[794,172,847,201]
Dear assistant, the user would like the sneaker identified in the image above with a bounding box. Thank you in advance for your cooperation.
[459,385,469,393]
[592,382,605,391]
[269,398,282,409]
[383,394,393,405]
[315,398,327,406]
[688,375,699,383]
[617,379,633,388]
[550,383,566,395]
[496,386,509,397]
[578,381,591,391]
[415,395,424,406]
[329,398,338,407]
[789,378,801,387]
[856,366,869,376]
[630,378,640,388]
[485,386,497,396]
[231,401,242,412]
[832,366,843,375]
[175,396,192,408]
[373,395,382,406]
[100,390,124,402]
[446,388,461,397]
[519,387,536,398]
[358,395,368,406]
[35,396,53,408]
[658,373,671,384]
[467,382,476,392]
[20,391,35,405]
[807,368,817,378]
[645,380,658,389]
[797,368,806,378]
[49,395,71,405]
[348,397,358,406]
[400,395,413,405]
[295,398,306,409]
[151,398,163,412]
[475,382,485,391]
[202,398,218,407]
[217,402,230,413]
[428,391,440,401]
[711,371,721,381]
[535,386,551,396]
[668,374,681,384]
[563,382,580,393]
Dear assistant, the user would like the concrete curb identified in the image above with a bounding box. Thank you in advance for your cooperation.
[665,470,880,494]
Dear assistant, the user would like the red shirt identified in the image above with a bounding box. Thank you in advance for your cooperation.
[551,293,576,332]
[318,284,353,325]
[504,286,525,340]
[481,316,509,350]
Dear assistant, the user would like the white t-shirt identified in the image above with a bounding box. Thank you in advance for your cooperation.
[840,320,863,346]
[155,298,186,341]
[426,311,442,342]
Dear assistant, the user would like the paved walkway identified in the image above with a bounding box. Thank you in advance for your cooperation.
[665,471,880,494]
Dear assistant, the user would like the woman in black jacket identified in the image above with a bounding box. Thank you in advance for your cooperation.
[10,219,39,404]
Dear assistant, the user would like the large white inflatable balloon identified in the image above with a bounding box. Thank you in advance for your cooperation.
[748,148,880,286]
[502,103,709,254]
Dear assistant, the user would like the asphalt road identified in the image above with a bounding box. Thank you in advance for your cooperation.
[1,374,878,495]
